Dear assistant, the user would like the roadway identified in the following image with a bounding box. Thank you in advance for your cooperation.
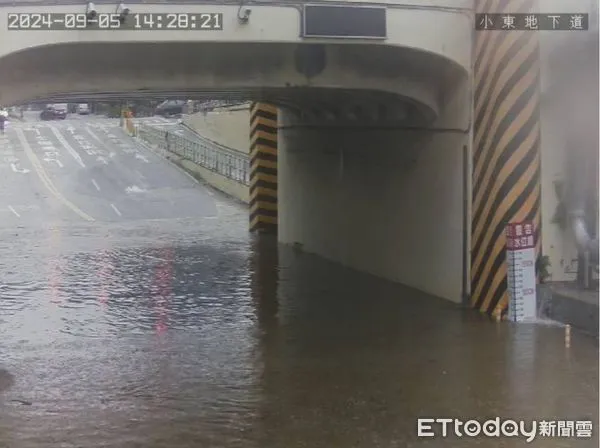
[0,114,598,448]
[0,113,217,227]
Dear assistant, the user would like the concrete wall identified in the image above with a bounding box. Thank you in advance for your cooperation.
[183,108,250,154]
[180,82,470,303]
[538,0,598,281]
[176,157,249,204]
[277,73,470,303]
[182,89,469,303]
[538,76,580,281]
[278,129,466,303]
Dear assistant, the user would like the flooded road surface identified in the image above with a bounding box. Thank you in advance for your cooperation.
[0,116,598,448]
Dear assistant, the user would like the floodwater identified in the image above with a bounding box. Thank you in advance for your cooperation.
[0,117,598,448]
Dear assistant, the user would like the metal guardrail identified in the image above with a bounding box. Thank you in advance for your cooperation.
[134,122,250,186]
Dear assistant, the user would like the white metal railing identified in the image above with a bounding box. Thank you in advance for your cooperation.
[134,122,250,186]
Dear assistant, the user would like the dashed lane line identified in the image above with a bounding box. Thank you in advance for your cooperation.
[85,127,105,146]
[110,203,122,216]
[48,124,86,168]
[8,205,20,217]
[16,128,94,222]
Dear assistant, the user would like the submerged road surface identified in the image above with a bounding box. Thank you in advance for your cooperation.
[0,115,598,448]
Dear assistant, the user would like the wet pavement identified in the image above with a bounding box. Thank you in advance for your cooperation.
[0,115,598,447]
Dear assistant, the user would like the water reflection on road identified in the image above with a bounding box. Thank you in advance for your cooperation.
[0,121,598,448]
[1,218,598,447]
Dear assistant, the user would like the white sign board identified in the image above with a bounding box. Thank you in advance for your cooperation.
[506,221,537,322]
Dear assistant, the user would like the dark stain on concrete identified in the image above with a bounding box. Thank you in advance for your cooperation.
[0,368,15,392]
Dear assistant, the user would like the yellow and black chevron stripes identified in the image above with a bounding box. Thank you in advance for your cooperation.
[249,102,278,233]
[471,0,542,319]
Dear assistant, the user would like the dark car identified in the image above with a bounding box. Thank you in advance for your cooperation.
[40,105,67,120]
[155,100,185,118]
[40,107,56,120]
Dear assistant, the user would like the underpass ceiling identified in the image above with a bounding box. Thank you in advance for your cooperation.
[32,87,424,125]
[0,41,462,124]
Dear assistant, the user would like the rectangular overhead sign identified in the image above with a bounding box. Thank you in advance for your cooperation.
[302,4,387,39]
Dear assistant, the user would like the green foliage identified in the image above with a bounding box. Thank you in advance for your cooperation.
[551,179,568,231]
[536,255,552,283]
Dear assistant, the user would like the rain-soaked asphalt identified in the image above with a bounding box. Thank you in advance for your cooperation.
[0,114,598,448]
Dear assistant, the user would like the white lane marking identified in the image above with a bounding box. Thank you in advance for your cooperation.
[10,163,30,174]
[8,205,20,217]
[85,127,105,144]
[110,203,122,216]
[135,153,149,163]
[92,179,100,191]
[48,125,85,167]
[125,185,145,193]
[15,128,94,222]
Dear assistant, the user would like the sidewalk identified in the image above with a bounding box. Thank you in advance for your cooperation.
[541,282,599,336]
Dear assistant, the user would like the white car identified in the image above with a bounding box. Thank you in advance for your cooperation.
[77,104,90,115]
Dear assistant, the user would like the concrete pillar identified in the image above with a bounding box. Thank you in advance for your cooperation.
[471,0,542,319]
[249,102,278,234]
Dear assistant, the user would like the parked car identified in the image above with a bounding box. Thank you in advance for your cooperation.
[40,104,67,120]
[53,104,68,118]
[154,100,185,117]
[77,103,90,115]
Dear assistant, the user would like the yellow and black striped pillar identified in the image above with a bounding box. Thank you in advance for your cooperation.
[249,102,278,233]
[471,0,542,319]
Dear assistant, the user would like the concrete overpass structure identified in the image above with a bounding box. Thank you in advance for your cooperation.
[0,0,597,319]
